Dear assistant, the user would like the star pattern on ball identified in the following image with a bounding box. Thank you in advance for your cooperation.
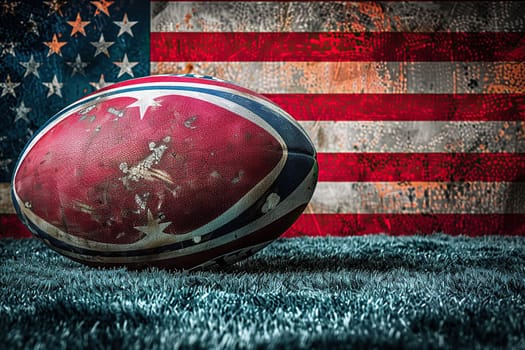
[42,75,63,98]
[134,209,172,239]
[11,101,32,123]
[1,75,21,98]
[126,91,163,120]
[19,55,42,79]
[44,34,67,57]
[114,53,138,78]
[91,0,113,16]
[114,13,137,37]
[90,33,114,57]
[67,12,90,37]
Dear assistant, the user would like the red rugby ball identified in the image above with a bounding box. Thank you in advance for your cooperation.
[11,75,318,269]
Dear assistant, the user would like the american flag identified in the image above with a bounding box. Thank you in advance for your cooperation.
[1,1,525,237]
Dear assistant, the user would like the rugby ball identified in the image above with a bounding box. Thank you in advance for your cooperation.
[11,74,318,270]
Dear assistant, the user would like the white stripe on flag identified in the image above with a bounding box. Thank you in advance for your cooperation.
[310,181,525,214]
[151,1,525,33]
[151,61,525,94]
[0,183,13,214]
[300,121,525,153]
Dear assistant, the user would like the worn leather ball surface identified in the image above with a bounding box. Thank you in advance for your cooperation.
[11,75,318,269]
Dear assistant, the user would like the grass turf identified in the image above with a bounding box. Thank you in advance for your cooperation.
[1,235,524,349]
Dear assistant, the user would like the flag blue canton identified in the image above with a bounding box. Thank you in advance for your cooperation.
[0,0,150,182]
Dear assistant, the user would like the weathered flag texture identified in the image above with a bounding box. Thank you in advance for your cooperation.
[0,0,150,236]
[1,1,525,237]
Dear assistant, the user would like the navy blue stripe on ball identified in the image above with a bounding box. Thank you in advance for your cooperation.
[203,153,315,243]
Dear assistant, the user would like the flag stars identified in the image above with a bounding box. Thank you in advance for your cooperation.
[66,54,88,76]
[91,0,113,16]
[44,34,67,57]
[90,74,113,90]
[44,0,67,16]
[1,1,19,15]
[19,55,41,79]
[91,33,114,57]
[1,75,20,98]
[1,42,18,57]
[114,13,137,37]
[114,53,138,78]
[26,14,39,36]
[67,13,90,37]
[0,158,13,173]
[11,101,32,123]
[42,75,63,98]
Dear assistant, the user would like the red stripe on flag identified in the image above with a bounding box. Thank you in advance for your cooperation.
[0,215,32,239]
[318,153,525,182]
[264,94,525,121]
[151,32,525,62]
[285,213,525,237]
